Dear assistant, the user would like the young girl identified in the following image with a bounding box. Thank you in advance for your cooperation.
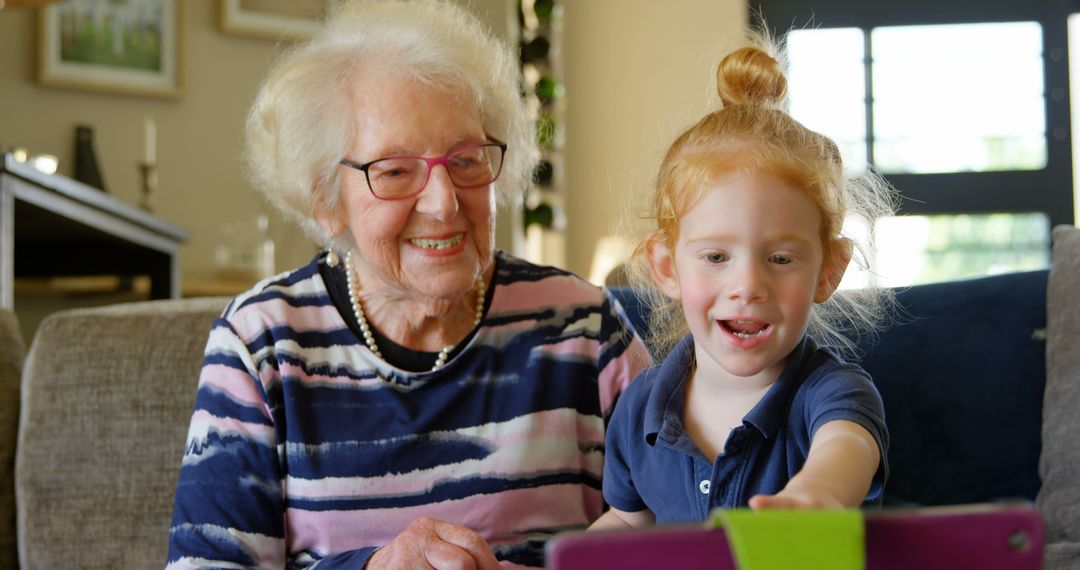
[591,31,896,529]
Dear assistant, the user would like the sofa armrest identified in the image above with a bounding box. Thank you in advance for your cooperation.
[1039,224,1080,566]
[14,297,227,569]
[1,309,25,570]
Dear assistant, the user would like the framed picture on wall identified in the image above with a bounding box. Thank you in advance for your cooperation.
[219,0,332,42]
[37,0,185,99]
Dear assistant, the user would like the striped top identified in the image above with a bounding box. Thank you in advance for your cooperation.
[166,251,652,569]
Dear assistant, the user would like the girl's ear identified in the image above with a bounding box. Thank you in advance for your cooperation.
[646,235,682,300]
[814,237,853,303]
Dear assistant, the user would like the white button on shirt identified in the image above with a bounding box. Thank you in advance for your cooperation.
[699,479,711,494]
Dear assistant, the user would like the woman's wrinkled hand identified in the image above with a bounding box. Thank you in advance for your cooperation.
[365,517,502,570]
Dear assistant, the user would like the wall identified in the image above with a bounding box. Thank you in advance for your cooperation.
[0,0,744,289]
[0,0,518,289]
[561,1,747,277]
[1,1,283,287]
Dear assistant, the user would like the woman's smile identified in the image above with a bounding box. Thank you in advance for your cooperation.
[409,233,465,251]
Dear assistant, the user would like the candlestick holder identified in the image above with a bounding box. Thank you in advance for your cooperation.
[139,161,158,212]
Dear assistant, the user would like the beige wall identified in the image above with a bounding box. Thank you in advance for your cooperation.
[1,1,304,286]
[0,0,744,288]
[561,1,746,276]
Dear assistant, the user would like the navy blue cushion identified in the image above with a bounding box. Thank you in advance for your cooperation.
[859,270,1047,506]
[609,287,652,343]
[610,269,1048,507]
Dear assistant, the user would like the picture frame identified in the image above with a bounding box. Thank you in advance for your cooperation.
[219,0,330,42]
[37,0,185,99]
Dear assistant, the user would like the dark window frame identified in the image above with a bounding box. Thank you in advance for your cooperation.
[755,0,1076,227]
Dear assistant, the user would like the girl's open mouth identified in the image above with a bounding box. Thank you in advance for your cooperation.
[721,319,771,341]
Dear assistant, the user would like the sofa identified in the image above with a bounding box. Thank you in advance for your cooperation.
[1,224,1079,569]
[1,297,229,570]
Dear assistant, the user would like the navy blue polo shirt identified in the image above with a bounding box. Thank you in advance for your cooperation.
[602,334,888,524]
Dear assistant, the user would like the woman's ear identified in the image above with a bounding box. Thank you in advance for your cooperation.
[646,235,681,301]
[814,237,853,303]
[315,187,346,238]
[317,210,345,238]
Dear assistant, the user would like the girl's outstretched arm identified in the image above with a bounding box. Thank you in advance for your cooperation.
[749,420,880,510]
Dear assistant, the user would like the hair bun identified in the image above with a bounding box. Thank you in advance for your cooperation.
[715,45,787,108]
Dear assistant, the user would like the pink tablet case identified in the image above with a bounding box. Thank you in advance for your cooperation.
[546,503,1044,570]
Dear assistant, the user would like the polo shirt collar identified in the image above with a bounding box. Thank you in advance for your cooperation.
[641,335,695,446]
[641,334,815,445]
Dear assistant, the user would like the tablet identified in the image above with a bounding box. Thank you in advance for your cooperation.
[546,503,1044,570]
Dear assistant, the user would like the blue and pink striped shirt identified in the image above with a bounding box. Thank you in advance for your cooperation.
[166,251,651,569]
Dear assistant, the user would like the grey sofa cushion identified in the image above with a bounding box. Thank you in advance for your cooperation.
[0,310,24,570]
[1040,224,1080,567]
[14,298,227,570]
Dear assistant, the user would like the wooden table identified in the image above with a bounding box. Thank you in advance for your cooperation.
[0,152,190,310]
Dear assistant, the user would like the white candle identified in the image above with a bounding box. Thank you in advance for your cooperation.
[144,117,157,164]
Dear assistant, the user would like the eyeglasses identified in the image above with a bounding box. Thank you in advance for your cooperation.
[339,141,507,200]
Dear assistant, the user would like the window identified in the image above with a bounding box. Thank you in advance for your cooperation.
[758,0,1074,285]
[788,23,1046,175]
[786,28,867,171]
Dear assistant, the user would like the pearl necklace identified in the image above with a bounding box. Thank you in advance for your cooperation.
[344,251,486,371]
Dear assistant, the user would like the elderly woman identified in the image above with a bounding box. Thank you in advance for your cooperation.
[166,1,650,568]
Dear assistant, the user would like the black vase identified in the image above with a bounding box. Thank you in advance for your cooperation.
[74,125,106,192]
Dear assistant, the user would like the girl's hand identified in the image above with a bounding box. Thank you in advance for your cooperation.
[588,507,656,530]
[747,489,843,510]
